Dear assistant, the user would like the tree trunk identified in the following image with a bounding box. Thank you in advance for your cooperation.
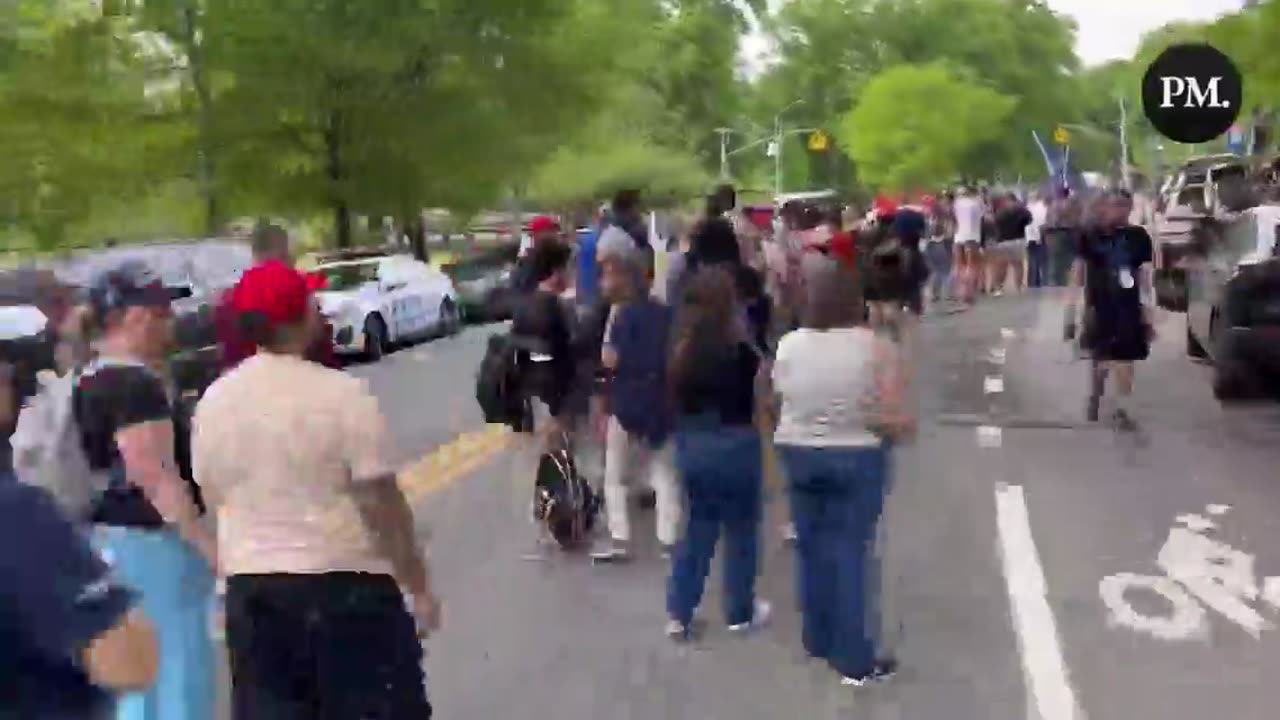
[325,111,351,248]
[405,216,429,263]
[180,0,217,235]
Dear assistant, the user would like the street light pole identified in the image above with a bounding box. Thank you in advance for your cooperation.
[1118,96,1131,191]
[774,100,804,200]
[715,127,733,180]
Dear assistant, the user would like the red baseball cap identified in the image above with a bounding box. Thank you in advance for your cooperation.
[232,260,312,327]
[873,195,898,219]
[529,216,560,235]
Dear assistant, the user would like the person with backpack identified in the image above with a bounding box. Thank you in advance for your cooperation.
[58,262,216,720]
[772,254,912,687]
[192,261,437,718]
[588,237,678,564]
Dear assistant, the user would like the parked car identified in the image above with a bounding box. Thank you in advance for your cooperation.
[1183,204,1280,400]
[314,254,459,360]
[442,257,516,323]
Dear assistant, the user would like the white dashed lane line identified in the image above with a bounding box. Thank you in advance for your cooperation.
[984,376,1005,394]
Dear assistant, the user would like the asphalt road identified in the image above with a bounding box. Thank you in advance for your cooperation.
[213,296,1280,720]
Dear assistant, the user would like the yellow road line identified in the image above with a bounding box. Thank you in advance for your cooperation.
[397,425,514,501]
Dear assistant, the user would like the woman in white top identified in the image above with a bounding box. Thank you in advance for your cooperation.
[952,186,985,304]
[771,255,914,687]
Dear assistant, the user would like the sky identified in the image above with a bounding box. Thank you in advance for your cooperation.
[739,0,1246,75]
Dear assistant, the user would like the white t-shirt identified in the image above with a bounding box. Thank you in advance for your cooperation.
[772,328,881,448]
[1027,200,1049,242]
[193,353,398,577]
[954,195,984,243]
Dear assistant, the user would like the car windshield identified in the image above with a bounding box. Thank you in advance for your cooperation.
[443,262,496,282]
[319,263,379,291]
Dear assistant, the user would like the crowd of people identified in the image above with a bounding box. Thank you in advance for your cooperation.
[502,184,916,684]
[0,175,1161,717]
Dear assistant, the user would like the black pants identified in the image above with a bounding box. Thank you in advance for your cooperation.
[225,572,431,720]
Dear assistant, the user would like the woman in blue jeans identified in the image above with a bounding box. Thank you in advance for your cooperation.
[666,266,770,640]
[771,255,914,685]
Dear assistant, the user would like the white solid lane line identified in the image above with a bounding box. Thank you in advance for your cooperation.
[994,483,1087,720]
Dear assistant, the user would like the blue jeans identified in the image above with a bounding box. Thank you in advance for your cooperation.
[668,422,763,626]
[1026,240,1047,288]
[779,444,889,678]
[93,526,216,720]
[924,240,951,301]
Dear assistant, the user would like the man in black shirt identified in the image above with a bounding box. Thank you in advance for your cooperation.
[1065,190,1155,429]
[991,193,1033,295]
[78,261,218,718]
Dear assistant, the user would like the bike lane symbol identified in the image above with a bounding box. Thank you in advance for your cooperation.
[1099,504,1280,641]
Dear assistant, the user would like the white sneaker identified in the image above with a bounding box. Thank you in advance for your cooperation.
[727,600,772,633]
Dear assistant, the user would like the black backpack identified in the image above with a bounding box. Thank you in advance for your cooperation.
[475,333,524,426]
[533,446,599,549]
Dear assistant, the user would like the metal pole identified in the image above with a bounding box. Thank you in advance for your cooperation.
[774,116,782,200]
[716,128,732,180]
[1119,96,1131,191]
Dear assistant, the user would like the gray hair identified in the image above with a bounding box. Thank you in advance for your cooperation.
[799,252,863,330]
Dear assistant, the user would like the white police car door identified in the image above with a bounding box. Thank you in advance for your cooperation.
[406,261,445,329]
[377,259,417,340]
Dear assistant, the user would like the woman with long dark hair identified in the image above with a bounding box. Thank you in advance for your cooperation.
[665,267,770,640]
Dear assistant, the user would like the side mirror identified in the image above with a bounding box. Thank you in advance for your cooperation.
[382,281,406,293]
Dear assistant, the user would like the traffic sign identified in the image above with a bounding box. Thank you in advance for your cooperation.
[807,130,830,152]
[1053,126,1070,145]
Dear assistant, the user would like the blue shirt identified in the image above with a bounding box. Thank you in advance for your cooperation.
[0,478,136,718]
[575,228,600,307]
[607,300,674,445]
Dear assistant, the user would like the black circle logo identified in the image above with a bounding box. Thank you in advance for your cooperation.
[1141,43,1242,145]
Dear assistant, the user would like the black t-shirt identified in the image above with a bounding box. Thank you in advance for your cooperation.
[673,340,759,427]
[74,364,197,529]
[1077,225,1154,311]
[995,205,1033,242]
[510,291,575,417]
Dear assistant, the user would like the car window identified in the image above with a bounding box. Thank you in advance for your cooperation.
[319,263,379,291]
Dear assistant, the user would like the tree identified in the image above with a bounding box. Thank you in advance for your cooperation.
[0,0,188,250]
[755,0,1079,186]
[838,63,1014,191]
[200,0,623,246]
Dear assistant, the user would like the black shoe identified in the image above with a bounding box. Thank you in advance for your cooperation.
[841,660,899,687]
[1113,409,1139,433]
[590,542,632,565]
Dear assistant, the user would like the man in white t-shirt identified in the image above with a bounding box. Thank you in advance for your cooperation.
[952,187,984,303]
[1026,192,1050,287]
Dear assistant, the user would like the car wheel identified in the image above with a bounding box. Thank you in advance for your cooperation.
[1186,323,1208,360]
[1211,323,1258,402]
[438,300,460,336]
[364,314,388,361]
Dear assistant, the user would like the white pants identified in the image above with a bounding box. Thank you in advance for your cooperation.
[603,416,680,546]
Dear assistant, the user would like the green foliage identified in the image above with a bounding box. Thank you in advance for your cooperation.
[0,0,190,250]
[838,63,1013,192]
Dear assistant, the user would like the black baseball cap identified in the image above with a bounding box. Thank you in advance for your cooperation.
[88,261,187,318]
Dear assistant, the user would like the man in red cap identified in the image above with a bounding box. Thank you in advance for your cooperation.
[194,260,439,719]
[215,222,337,373]
[512,215,564,294]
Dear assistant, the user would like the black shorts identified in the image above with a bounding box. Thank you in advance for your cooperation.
[1083,305,1151,362]
[226,572,431,720]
